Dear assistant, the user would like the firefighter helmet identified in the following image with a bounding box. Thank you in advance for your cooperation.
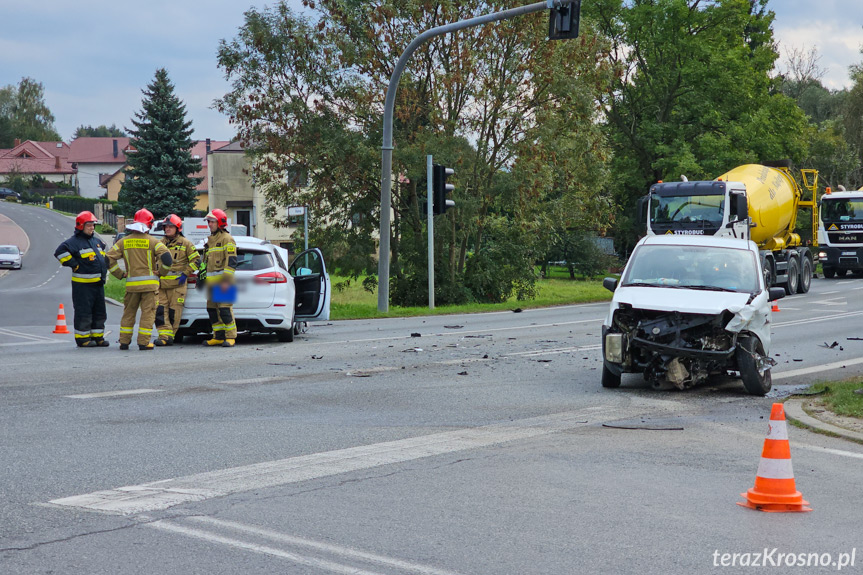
[164,214,183,233]
[75,211,99,231]
[134,208,154,228]
[205,209,228,229]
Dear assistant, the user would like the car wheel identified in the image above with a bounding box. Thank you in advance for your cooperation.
[784,258,799,295]
[173,331,185,344]
[823,267,835,278]
[601,364,621,388]
[736,336,772,396]
[277,329,294,343]
[798,257,812,294]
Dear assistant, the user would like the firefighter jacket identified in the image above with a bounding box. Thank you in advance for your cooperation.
[54,230,108,284]
[159,234,200,289]
[203,229,237,285]
[105,231,173,293]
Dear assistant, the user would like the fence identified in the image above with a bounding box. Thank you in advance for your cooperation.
[51,196,118,230]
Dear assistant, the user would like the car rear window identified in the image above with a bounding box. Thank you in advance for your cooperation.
[235,249,274,271]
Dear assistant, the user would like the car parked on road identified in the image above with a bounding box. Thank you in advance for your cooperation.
[600,235,785,395]
[177,237,330,342]
[0,245,23,269]
[0,188,22,201]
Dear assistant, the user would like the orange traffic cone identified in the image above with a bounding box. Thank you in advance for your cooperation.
[53,304,70,334]
[771,303,780,312]
[738,403,811,512]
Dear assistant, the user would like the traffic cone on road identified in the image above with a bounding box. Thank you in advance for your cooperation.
[771,303,780,312]
[738,403,811,513]
[53,304,70,334]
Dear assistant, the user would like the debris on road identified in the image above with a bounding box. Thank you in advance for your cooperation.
[311,355,323,359]
[602,423,684,431]
[820,341,843,350]
[847,337,863,341]
[512,308,523,313]
[536,359,552,363]
[444,325,464,329]
[457,371,468,376]
[402,347,423,353]
[411,332,421,337]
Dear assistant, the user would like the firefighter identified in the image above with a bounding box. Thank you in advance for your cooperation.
[105,209,173,350]
[154,214,200,345]
[53,211,109,347]
[202,208,237,347]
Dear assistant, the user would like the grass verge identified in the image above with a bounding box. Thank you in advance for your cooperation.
[803,380,863,419]
[105,275,126,302]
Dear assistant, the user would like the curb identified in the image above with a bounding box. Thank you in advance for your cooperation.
[105,296,123,307]
[784,398,863,444]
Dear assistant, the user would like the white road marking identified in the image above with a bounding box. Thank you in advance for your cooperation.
[506,344,602,357]
[219,376,289,385]
[773,356,863,381]
[853,286,863,290]
[148,521,389,575]
[710,424,863,461]
[773,310,863,328]
[0,340,65,347]
[821,290,840,295]
[65,388,164,399]
[47,402,675,514]
[0,327,56,342]
[186,516,463,575]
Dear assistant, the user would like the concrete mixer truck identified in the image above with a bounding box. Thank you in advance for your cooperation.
[817,186,863,278]
[639,163,819,295]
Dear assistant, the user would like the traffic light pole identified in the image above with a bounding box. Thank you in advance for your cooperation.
[377,0,555,312]
[427,155,434,310]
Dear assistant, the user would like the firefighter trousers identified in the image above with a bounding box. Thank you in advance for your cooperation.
[120,291,157,346]
[206,301,236,339]
[156,285,187,341]
[72,282,107,346]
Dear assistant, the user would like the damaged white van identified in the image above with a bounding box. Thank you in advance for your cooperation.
[601,235,786,395]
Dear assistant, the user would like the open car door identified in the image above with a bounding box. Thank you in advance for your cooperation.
[289,248,331,321]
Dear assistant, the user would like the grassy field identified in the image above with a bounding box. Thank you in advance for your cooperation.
[804,380,863,419]
[329,273,612,320]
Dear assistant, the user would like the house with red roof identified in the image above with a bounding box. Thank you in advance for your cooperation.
[0,139,76,185]
[68,137,133,199]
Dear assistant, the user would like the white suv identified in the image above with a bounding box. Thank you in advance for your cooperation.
[177,237,330,342]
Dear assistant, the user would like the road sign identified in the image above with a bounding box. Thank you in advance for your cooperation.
[288,206,306,217]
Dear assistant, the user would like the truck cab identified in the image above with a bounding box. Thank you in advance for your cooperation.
[641,180,750,240]
[817,189,863,278]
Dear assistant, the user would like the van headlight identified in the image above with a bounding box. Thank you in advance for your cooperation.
[605,333,624,363]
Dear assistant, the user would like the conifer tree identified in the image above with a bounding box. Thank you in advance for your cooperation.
[119,68,202,217]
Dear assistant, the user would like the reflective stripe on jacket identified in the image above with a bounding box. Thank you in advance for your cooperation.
[203,229,237,285]
[54,231,108,283]
[159,234,201,289]
[105,231,172,293]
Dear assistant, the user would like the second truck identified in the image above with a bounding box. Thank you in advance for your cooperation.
[640,162,819,295]
[817,185,863,278]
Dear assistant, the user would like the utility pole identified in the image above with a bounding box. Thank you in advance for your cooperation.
[378,0,577,312]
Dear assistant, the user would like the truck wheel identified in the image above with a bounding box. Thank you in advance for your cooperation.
[601,364,621,388]
[761,256,773,288]
[798,257,812,293]
[736,336,772,396]
[840,268,850,277]
[823,267,836,278]
[784,258,799,295]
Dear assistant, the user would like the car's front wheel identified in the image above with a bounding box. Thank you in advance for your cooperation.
[601,364,621,388]
[736,336,772,396]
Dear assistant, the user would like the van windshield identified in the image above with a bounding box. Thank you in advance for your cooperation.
[622,244,759,293]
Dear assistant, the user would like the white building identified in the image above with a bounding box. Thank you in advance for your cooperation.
[69,137,131,199]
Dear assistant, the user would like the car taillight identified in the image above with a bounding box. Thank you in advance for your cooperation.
[255,271,287,284]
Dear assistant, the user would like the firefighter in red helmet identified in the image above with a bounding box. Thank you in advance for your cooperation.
[202,209,237,347]
[154,214,200,345]
[53,211,110,347]
[105,208,173,350]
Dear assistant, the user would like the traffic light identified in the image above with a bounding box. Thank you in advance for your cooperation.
[433,164,455,215]
[548,0,581,41]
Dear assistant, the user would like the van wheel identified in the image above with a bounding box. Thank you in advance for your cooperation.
[601,364,621,388]
[277,329,294,343]
[784,258,799,295]
[798,257,812,293]
[736,336,772,396]
[823,267,835,278]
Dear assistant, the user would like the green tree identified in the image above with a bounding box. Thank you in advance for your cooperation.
[119,68,202,217]
[217,1,614,304]
[73,124,127,138]
[0,78,61,147]
[592,0,811,252]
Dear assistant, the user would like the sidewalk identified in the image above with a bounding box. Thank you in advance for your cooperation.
[784,397,863,444]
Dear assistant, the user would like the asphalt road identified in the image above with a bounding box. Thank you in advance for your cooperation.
[2,202,863,574]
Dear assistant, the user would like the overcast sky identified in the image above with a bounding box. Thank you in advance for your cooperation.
[1,0,861,143]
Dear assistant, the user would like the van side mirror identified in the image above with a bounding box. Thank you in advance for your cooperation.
[603,277,619,292]
[768,287,785,302]
[637,196,649,223]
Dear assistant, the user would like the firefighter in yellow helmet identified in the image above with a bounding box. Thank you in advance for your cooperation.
[154,214,200,345]
[201,209,237,347]
[105,209,172,350]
